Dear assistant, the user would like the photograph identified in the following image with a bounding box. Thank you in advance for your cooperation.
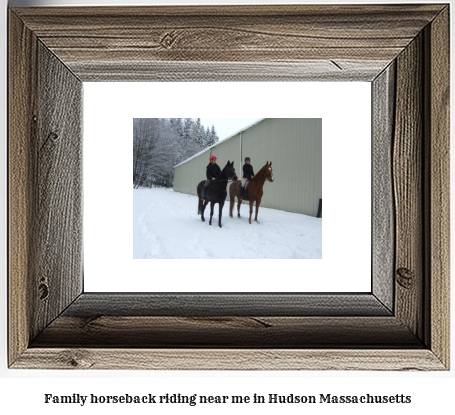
[83,82,372,293]
[82,81,369,293]
[133,118,322,259]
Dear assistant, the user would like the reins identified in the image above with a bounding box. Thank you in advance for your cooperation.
[186,171,235,195]
[215,178,235,182]
[214,169,236,182]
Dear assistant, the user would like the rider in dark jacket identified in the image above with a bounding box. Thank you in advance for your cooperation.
[206,159,221,180]
[202,155,221,199]
[240,157,254,199]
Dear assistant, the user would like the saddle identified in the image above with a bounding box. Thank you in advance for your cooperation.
[237,180,250,200]
[237,180,250,191]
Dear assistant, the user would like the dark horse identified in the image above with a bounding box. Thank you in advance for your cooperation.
[229,161,274,224]
[197,161,237,228]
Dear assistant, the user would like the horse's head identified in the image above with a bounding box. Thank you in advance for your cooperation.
[265,161,274,182]
[225,160,237,181]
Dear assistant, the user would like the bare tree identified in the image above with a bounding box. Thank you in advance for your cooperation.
[133,118,209,188]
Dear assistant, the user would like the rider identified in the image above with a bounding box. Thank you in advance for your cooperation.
[240,157,254,200]
[202,155,221,200]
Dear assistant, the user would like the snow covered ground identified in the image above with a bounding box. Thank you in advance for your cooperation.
[133,187,322,259]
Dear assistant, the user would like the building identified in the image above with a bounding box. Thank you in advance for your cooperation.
[173,118,322,217]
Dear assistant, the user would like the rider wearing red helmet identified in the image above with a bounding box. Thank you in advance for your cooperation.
[202,155,221,199]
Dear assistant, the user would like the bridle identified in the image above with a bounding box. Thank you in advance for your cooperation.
[265,166,274,182]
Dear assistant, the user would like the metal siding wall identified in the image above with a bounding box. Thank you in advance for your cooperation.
[173,135,241,200]
[211,134,241,170]
[241,119,322,216]
[198,153,207,195]
[173,165,182,191]
[174,148,210,196]
[174,119,322,216]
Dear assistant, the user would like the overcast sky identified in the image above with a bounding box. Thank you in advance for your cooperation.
[200,118,263,141]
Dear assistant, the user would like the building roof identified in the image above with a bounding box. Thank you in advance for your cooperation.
[174,118,265,168]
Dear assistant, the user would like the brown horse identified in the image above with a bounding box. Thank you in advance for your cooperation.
[229,161,274,224]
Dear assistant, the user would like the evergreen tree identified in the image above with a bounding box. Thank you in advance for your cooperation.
[204,126,211,146]
[183,118,193,141]
[194,118,205,145]
[211,125,219,145]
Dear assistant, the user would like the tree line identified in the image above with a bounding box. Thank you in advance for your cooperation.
[133,118,219,188]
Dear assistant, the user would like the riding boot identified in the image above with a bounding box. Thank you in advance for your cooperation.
[239,186,244,200]
[202,186,207,200]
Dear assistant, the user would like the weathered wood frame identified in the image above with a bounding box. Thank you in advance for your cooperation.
[8,5,449,370]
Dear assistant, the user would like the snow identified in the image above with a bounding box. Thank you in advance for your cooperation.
[133,187,322,259]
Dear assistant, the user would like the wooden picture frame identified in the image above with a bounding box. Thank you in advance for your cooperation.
[8,4,449,370]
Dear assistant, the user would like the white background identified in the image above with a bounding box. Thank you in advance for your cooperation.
[1,0,454,414]
[84,82,371,292]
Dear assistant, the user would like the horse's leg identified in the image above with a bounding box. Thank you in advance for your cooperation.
[229,196,234,218]
[237,196,242,218]
[255,198,261,223]
[249,200,254,224]
[209,202,215,225]
[219,201,224,228]
[201,200,209,222]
